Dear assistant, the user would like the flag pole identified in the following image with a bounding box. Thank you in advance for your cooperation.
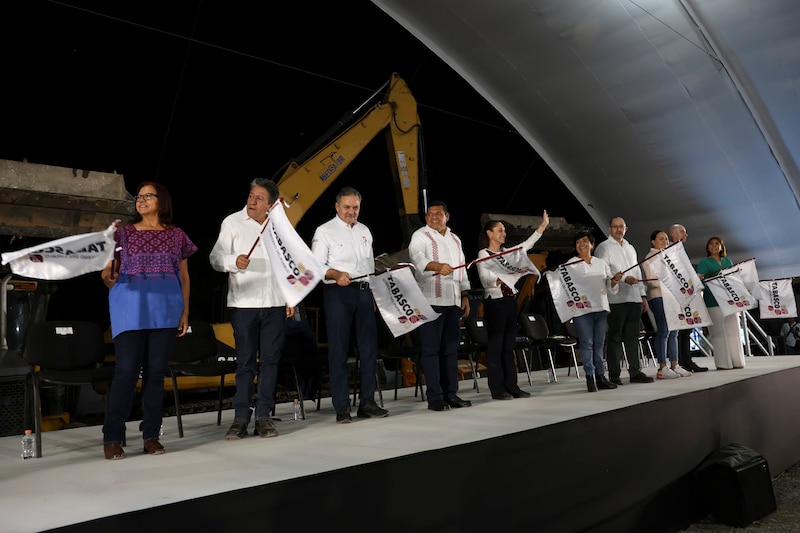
[542,257,584,272]
[620,240,682,275]
[434,246,524,276]
[244,199,281,259]
[350,263,415,281]
[245,221,269,259]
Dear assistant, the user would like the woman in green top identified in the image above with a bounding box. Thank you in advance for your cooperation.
[696,236,745,369]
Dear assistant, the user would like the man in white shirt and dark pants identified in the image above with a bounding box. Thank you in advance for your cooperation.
[408,200,473,411]
[311,186,389,423]
[210,178,294,440]
[595,217,655,385]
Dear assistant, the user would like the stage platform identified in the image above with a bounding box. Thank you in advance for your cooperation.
[2,356,800,533]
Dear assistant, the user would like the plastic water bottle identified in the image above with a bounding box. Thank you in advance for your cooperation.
[547,367,555,383]
[292,399,302,421]
[21,429,35,460]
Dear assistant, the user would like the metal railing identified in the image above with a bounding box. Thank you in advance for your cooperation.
[690,327,714,358]
[688,310,776,360]
[742,310,775,356]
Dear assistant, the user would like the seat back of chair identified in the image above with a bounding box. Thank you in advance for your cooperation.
[518,313,550,341]
[464,315,489,346]
[563,319,578,340]
[169,320,218,364]
[23,321,106,370]
[284,319,318,361]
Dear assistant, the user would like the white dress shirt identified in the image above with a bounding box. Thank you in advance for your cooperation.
[311,216,375,283]
[594,236,646,304]
[209,206,287,308]
[477,230,543,300]
[408,225,471,306]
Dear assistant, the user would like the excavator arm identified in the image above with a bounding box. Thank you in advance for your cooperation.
[274,72,425,245]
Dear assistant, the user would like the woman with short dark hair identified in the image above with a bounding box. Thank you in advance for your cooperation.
[569,230,621,392]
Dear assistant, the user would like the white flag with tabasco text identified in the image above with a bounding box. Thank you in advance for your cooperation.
[259,201,325,307]
[647,242,704,308]
[1,222,118,280]
[662,286,713,330]
[546,260,608,323]
[475,246,541,289]
[758,278,797,319]
[703,271,757,317]
[725,258,761,300]
[370,266,440,337]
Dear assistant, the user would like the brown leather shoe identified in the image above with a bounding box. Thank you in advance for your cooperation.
[104,442,125,460]
[143,438,165,455]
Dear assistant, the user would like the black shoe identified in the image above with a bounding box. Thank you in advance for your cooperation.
[491,392,514,400]
[357,399,389,418]
[254,418,279,438]
[508,388,531,398]
[225,420,248,441]
[610,376,624,386]
[686,361,708,373]
[445,395,472,408]
[335,405,352,424]
[630,372,655,384]
[586,376,597,392]
[596,374,617,390]
[428,400,449,411]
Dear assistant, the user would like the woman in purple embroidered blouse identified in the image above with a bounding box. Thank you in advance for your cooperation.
[100,182,197,460]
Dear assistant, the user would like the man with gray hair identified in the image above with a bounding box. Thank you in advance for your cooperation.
[311,186,389,423]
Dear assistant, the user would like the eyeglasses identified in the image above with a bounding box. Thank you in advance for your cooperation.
[134,193,158,202]
[609,225,626,229]
[248,193,268,203]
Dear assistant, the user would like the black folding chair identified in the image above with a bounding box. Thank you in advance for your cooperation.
[23,320,114,457]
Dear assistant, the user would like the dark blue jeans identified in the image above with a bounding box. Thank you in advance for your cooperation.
[323,285,377,411]
[229,307,286,421]
[573,310,609,377]
[103,328,175,444]
[649,297,678,364]
[418,305,461,403]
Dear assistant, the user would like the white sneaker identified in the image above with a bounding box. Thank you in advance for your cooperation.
[672,365,692,377]
[657,367,680,379]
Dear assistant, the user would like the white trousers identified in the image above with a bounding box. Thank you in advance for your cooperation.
[708,307,746,369]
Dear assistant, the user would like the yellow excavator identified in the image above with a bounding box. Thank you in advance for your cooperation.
[272,73,428,386]
[270,74,581,306]
[273,72,426,251]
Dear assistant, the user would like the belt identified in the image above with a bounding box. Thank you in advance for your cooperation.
[349,281,370,290]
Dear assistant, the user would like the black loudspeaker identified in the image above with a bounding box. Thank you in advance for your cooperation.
[694,443,777,527]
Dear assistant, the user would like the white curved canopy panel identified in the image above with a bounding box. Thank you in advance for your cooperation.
[373,0,800,279]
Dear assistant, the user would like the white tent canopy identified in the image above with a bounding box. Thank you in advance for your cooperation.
[373,0,800,279]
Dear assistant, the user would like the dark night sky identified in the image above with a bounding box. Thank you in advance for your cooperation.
[2,1,593,324]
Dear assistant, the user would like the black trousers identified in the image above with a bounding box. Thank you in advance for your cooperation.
[678,328,692,365]
[482,296,520,395]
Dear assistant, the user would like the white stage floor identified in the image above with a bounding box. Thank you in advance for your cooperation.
[2,355,800,533]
